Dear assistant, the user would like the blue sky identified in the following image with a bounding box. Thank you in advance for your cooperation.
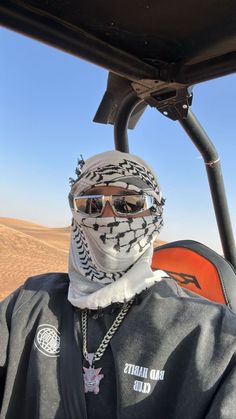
[0,27,235,254]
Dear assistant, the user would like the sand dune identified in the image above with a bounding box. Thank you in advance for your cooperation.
[0,217,70,251]
[0,217,165,300]
[0,218,69,300]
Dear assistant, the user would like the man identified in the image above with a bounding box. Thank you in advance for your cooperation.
[0,150,236,419]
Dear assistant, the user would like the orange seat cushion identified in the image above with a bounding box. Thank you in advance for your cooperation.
[152,247,226,305]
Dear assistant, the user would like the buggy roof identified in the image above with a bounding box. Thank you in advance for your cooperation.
[1,0,236,85]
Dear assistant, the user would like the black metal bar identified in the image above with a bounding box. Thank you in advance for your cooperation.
[114,92,142,152]
[2,2,236,88]
[0,0,160,83]
[179,110,236,268]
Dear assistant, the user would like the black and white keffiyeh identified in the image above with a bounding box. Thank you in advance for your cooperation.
[68,150,166,309]
[69,152,162,201]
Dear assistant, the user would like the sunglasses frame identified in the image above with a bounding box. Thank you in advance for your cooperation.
[73,192,157,217]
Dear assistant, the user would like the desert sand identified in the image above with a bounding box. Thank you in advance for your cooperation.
[0,218,70,299]
[0,217,165,300]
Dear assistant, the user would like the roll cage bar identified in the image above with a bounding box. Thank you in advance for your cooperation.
[1,0,236,268]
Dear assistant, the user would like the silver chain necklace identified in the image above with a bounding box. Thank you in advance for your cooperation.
[81,299,133,394]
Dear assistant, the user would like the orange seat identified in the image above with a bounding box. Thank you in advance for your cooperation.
[152,240,236,313]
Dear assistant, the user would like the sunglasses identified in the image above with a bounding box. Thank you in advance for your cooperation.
[73,193,157,217]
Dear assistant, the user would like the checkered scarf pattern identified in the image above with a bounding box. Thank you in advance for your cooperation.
[68,150,164,284]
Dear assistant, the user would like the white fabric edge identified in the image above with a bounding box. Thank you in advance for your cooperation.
[68,247,169,309]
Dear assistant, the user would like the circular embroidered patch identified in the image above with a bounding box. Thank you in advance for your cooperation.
[34,324,60,357]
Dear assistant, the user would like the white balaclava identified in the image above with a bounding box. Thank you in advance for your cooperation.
[68,150,166,309]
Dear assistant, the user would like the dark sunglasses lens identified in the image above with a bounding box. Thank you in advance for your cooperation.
[113,195,146,214]
[74,197,103,215]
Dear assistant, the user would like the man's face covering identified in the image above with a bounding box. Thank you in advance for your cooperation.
[68,150,164,284]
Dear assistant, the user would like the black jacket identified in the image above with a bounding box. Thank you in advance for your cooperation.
[0,272,236,419]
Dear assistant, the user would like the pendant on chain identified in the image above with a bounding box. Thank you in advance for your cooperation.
[83,353,104,394]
